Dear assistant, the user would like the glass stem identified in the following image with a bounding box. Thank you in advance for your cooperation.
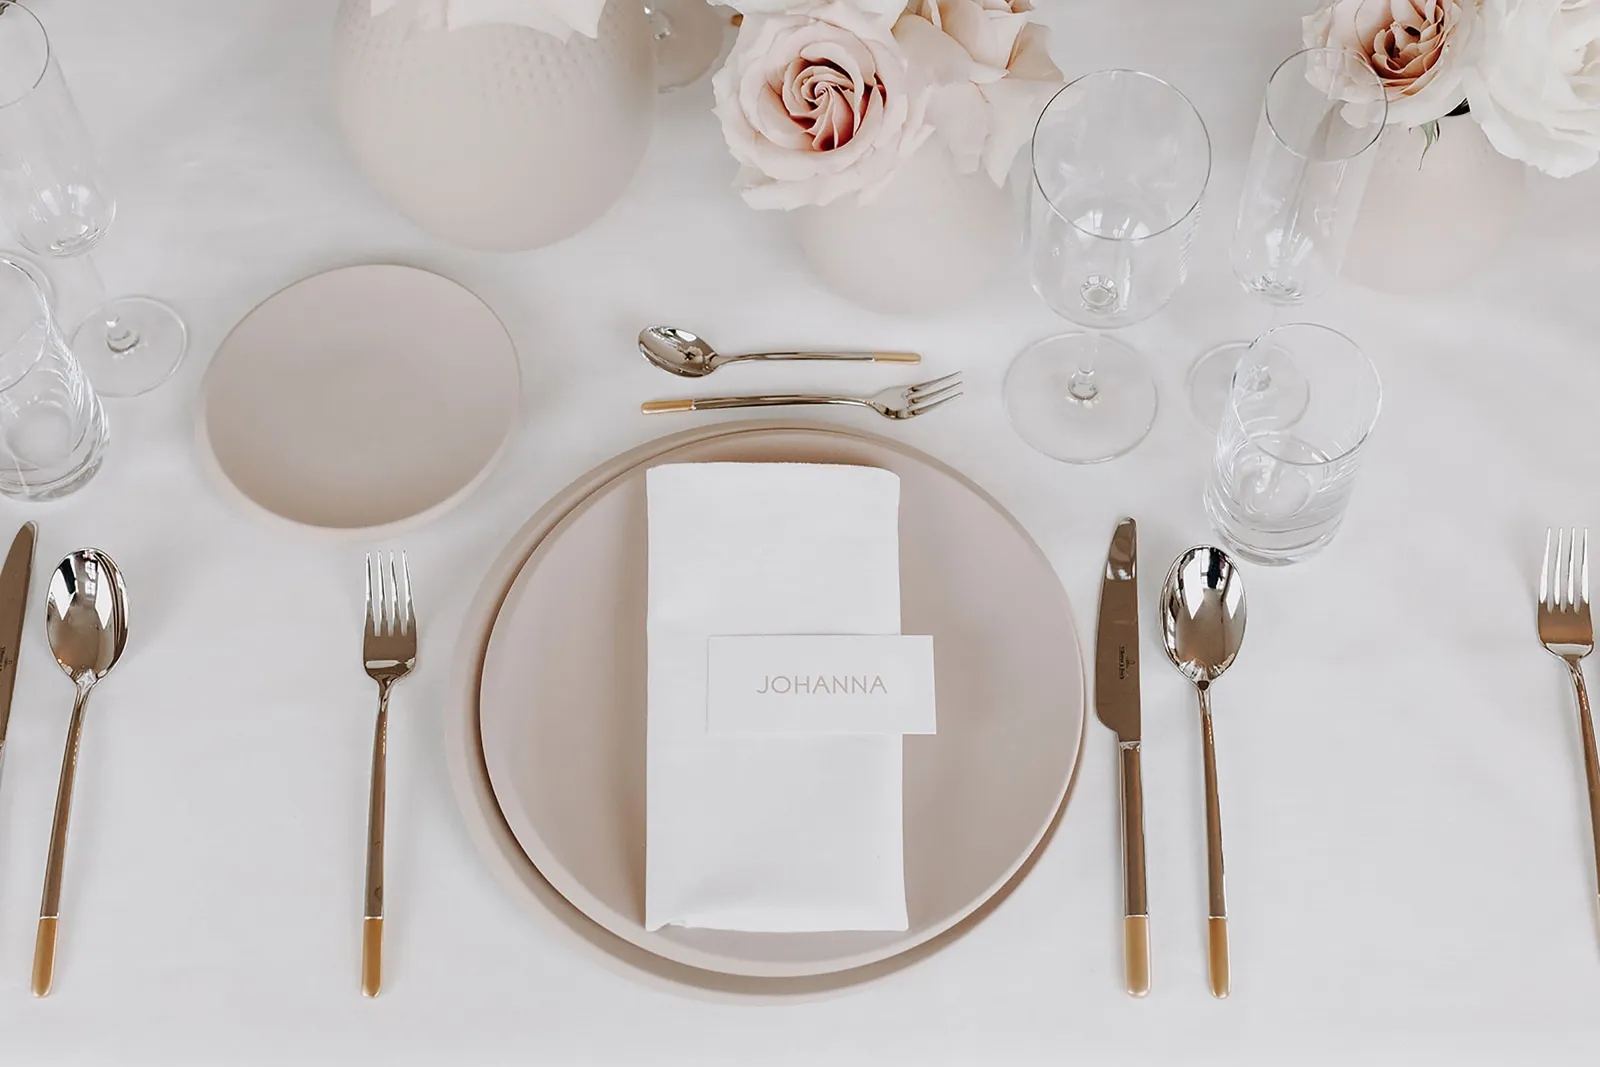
[77,254,139,355]
[1067,332,1101,403]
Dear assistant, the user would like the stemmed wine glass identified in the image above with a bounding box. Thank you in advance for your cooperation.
[1004,70,1212,464]
[1185,48,1385,427]
[0,0,186,398]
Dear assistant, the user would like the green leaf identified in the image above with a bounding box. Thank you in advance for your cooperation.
[1419,120,1440,168]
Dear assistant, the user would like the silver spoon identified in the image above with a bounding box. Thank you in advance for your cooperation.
[32,549,129,997]
[639,325,920,378]
[1160,546,1247,1000]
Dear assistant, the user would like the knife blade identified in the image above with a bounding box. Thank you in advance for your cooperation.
[0,521,36,774]
[1095,517,1148,996]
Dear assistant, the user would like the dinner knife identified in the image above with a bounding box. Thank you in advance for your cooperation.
[1096,518,1148,997]
[0,521,36,779]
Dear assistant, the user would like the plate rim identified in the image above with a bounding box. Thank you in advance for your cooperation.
[446,420,1088,997]
[193,262,523,539]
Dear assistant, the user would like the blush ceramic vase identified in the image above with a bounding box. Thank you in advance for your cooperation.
[1341,114,1527,294]
[333,0,655,251]
[793,140,1019,315]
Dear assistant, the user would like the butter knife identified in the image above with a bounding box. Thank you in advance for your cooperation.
[0,522,36,778]
[1096,518,1148,997]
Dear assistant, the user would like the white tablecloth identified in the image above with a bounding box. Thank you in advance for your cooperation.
[2,1,1598,1063]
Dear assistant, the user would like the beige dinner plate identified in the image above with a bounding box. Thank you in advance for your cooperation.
[197,263,521,534]
[470,423,1086,984]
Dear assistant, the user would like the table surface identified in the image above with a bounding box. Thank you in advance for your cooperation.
[3,1,1599,1063]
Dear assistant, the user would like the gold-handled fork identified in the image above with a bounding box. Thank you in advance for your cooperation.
[1538,527,1600,941]
[361,552,416,998]
[641,373,963,420]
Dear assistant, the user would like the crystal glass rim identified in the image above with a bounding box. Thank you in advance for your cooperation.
[1225,322,1383,467]
[0,1,50,111]
[1030,68,1213,243]
[1264,47,1388,163]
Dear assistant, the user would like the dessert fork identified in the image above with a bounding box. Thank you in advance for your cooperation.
[1538,527,1600,941]
[641,372,963,420]
[361,552,416,998]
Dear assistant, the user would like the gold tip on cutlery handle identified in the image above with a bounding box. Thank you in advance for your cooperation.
[1124,915,1150,997]
[872,351,920,364]
[32,917,58,997]
[362,917,382,998]
[641,399,696,414]
[1208,917,1230,999]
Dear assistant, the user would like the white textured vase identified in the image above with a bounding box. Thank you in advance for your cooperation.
[333,0,655,251]
[794,141,1018,315]
[1342,114,1527,294]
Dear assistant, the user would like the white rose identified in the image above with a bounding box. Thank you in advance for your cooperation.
[1462,0,1600,178]
[712,2,935,209]
[893,0,1063,184]
[1302,0,1474,127]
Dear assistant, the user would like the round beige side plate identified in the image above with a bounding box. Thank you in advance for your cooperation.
[198,264,521,534]
[463,423,1086,990]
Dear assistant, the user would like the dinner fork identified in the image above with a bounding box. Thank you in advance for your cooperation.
[361,552,416,998]
[1538,527,1600,941]
[640,372,964,420]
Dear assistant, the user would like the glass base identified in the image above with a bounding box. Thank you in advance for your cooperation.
[1003,332,1157,464]
[1188,339,1310,431]
[0,249,54,306]
[647,0,727,91]
[74,296,187,398]
[1187,341,1251,429]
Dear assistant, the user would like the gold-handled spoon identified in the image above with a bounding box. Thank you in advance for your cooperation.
[639,325,919,378]
[32,549,129,997]
[1159,546,1247,999]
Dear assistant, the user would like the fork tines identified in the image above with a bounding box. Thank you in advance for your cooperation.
[1541,527,1590,614]
[906,372,963,416]
[365,551,414,638]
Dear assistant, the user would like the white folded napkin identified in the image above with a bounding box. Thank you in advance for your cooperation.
[645,462,909,933]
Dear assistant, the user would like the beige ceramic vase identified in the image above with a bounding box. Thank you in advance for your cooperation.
[333,0,655,251]
[1342,114,1527,293]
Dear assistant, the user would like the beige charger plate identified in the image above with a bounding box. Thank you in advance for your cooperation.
[446,422,1087,997]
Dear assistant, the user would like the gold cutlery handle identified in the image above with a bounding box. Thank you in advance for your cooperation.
[642,395,866,415]
[1123,916,1150,998]
[362,918,382,998]
[1208,918,1230,998]
[362,683,390,998]
[1117,742,1150,997]
[32,918,58,998]
[1564,658,1600,938]
[1198,686,1229,999]
[33,681,94,997]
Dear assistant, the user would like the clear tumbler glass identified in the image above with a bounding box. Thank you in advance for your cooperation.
[1204,323,1380,566]
[0,259,107,499]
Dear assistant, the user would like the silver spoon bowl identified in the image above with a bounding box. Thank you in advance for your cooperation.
[32,549,129,997]
[639,325,919,378]
[1160,545,1246,1000]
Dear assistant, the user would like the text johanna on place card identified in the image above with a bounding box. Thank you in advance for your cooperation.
[705,635,936,738]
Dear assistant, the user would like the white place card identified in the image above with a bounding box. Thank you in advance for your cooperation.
[706,635,936,737]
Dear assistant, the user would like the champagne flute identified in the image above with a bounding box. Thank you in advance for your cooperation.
[1185,48,1385,427]
[0,1,187,398]
[1004,70,1211,464]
